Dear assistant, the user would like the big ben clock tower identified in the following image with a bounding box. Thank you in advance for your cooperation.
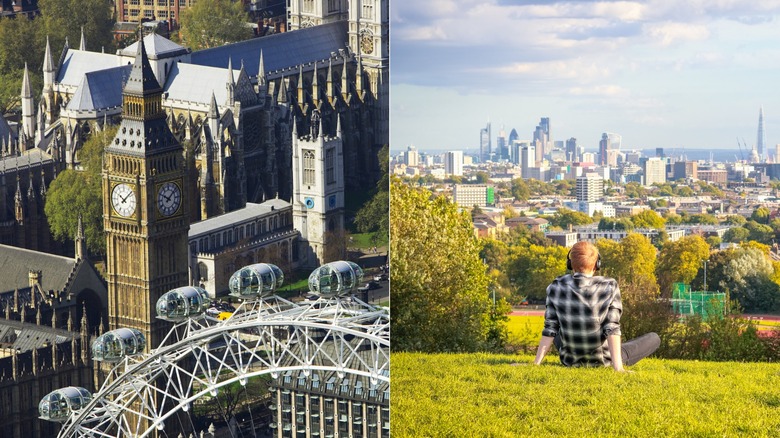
[103,37,189,351]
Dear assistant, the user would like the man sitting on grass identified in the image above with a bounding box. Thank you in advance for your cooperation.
[533,241,660,371]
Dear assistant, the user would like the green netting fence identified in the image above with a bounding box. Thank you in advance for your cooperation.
[671,282,726,318]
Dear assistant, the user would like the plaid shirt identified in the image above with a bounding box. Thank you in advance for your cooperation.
[541,273,622,367]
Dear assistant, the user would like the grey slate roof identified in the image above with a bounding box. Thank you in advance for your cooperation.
[0,113,15,142]
[0,244,76,293]
[56,50,117,88]
[66,65,132,111]
[0,147,55,171]
[119,33,189,59]
[164,62,232,106]
[189,199,291,238]
[190,21,348,77]
[0,319,76,354]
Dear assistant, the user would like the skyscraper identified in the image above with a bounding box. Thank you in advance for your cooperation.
[565,138,578,162]
[643,157,666,186]
[404,145,419,166]
[496,126,507,161]
[599,133,621,166]
[480,121,491,162]
[533,118,550,158]
[758,106,767,162]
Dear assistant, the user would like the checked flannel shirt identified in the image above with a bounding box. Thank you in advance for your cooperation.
[541,273,622,367]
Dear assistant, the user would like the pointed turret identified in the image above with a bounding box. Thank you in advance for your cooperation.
[27,167,36,202]
[297,65,304,107]
[209,92,219,120]
[341,61,349,101]
[356,55,365,98]
[40,166,47,198]
[277,76,288,104]
[257,50,266,86]
[21,63,35,140]
[312,62,319,105]
[43,36,55,84]
[326,59,335,104]
[14,175,24,224]
[75,214,86,261]
[226,58,235,104]
[79,26,86,51]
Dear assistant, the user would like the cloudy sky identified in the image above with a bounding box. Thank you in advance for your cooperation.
[391,0,780,155]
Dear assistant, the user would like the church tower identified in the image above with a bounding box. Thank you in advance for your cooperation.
[103,37,190,351]
[292,113,345,268]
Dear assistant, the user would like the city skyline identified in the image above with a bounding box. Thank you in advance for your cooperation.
[392,1,780,152]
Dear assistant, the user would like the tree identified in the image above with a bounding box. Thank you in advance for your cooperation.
[632,209,665,229]
[745,220,774,244]
[44,126,117,255]
[751,206,771,224]
[656,235,711,295]
[44,169,104,253]
[548,208,592,230]
[179,0,253,51]
[505,244,568,302]
[390,180,495,352]
[723,226,749,243]
[474,171,489,184]
[511,178,530,201]
[725,215,747,226]
[596,233,657,287]
[354,145,389,240]
[38,0,115,54]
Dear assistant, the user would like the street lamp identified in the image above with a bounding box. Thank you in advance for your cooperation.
[703,259,709,291]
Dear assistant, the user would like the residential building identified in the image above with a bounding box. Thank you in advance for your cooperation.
[576,173,603,202]
[444,151,463,176]
[452,184,493,208]
[643,157,666,186]
[673,161,698,180]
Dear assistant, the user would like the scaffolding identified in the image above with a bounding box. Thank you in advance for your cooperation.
[671,283,726,319]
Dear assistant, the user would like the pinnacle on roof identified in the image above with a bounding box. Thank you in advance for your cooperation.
[43,36,54,72]
[258,49,266,85]
[123,36,162,96]
[209,92,219,119]
[79,26,86,51]
[21,63,32,98]
[227,57,235,86]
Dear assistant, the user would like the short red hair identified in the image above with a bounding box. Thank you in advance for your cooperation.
[570,241,599,273]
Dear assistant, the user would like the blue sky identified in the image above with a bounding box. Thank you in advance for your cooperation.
[391,1,780,154]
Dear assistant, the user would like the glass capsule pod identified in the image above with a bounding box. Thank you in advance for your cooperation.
[228,263,284,298]
[156,286,211,321]
[307,261,364,297]
[91,328,147,362]
[39,387,92,422]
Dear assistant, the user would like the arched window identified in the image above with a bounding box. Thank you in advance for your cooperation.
[197,262,209,281]
[303,150,315,186]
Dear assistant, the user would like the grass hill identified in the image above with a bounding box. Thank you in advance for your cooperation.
[392,352,780,437]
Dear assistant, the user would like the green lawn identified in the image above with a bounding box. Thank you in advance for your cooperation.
[349,232,388,249]
[392,352,780,437]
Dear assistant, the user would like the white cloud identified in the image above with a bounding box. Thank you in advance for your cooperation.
[644,22,710,46]
[568,85,630,97]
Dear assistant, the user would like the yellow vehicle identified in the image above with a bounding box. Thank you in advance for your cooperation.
[217,312,233,321]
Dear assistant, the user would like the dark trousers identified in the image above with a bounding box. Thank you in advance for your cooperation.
[554,332,661,367]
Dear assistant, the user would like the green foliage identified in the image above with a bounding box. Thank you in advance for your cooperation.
[44,127,116,255]
[724,226,749,243]
[631,209,665,229]
[745,220,774,244]
[596,234,657,286]
[598,216,634,231]
[38,0,115,54]
[725,214,747,226]
[505,244,568,302]
[390,180,495,352]
[685,213,718,225]
[752,206,771,224]
[656,235,711,295]
[510,178,530,201]
[44,169,104,253]
[474,171,489,184]
[179,0,253,50]
[547,208,592,229]
[392,353,780,437]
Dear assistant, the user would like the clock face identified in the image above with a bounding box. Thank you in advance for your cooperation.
[361,34,374,54]
[111,183,137,218]
[157,182,182,217]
